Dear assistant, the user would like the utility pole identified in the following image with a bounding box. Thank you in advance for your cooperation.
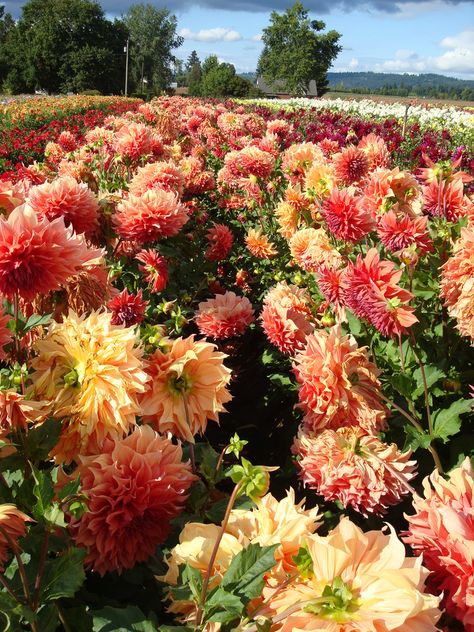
[124,38,129,96]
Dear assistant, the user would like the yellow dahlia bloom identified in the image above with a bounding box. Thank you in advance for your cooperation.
[30,310,148,463]
[261,517,441,631]
[140,335,232,442]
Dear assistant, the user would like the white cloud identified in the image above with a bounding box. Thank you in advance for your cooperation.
[349,57,359,68]
[251,33,262,42]
[179,27,242,42]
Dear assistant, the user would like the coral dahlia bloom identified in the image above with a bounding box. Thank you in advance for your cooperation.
[362,167,420,218]
[57,130,77,153]
[30,310,148,463]
[344,248,418,338]
[115,189,189,244]
[440,226,474,342]
[140,335,232,442]
[66,425,195,575]
[25,176,100,238]
[323,187,374,243]
[113,122,153,160]
[0,310,11,360]
[423,177,469,223]
[108,288,148,327]
[358,133,390,170]
[225,146,275,180]
[0,504,31,570]
[404,458,474,631]
[293,326,387,434]
[245,228,278,259]
[136,249,168,292]
[0,179,25,214]
[128,161,185,197]
[293,425,416,516]
[205,223,234,261]
[333,145,369,185]
[261,517,441,632]
[195,291,254,339]
[275,201,299,240]
[377,210,433,254]
[0,205,101,301]
[289,228,342,272]
[316,265,348,320]
[261,282,315,355]
[0,390,46,440]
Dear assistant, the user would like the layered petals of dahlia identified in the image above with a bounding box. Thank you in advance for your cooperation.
[343,248,418,338]
[57,130,77,152]
[362,167,420,218]
[316,265,348,322]
[440,225,474,342]
[112,121,154,161]
[261,282,315,355]
[66,425,195,576]
[30,310,148,464]
[290,228,342,272]
[293,326,387,434]
[0,205,102,301]
[25,176,100,238]
[128,161,185,197]
[333,145,369,185]
[304,162,338,200]
[260,517,441,632]
[281,142,325,185]
[140,335,232,443]
[0,179,25,214]
[107,288,148,327]
[0,504,32,570]
[323,187,375,243]
[136,249,169,293]
[377,210,433,254]
[224,146,275,180]
[245,228,278,259]
[114,189,189,245]
[293,425,417,516]
[358,133,390,171]
[0,310,11,360]
[195,291,254,339]
[404,457,474,631]
[275,201,300,240]
[205,223,234,261]
[0,390,46,440]
[422,177,470,223]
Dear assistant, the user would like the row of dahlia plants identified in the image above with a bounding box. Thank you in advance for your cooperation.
[0,94,472,631]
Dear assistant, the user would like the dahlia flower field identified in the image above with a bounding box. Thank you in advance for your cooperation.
[0,95,472,631]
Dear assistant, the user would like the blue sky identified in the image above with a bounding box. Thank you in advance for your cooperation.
[6,0,474,78]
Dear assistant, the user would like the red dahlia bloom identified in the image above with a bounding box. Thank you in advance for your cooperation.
[323,187,374,243]
[205,224,234,261]
[108,289,148,327]
[136,249,168,292]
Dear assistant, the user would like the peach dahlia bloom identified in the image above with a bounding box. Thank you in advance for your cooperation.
[293,425,416,516]
[115,189,189,245]
[261,282,315,355]
[113,121,153,160]
[0,205,101,301]
[30,310,148,464]
[404,458,474,631]
[67,425,195,576]
[275,201,300,240]
[281,143,324,185]
[0,179,25,214]
[358,133,390,170]
[195,291,254,339]
[205,223,234,261]
[261,517,441,632]
[140,335,232,442]
[332,145,369,185]
[0,504,31,570]
[289,228,342,272]
[25,176,100,238]
[128,161,185,197]
[245,228,278,259]
[293,326,387,434]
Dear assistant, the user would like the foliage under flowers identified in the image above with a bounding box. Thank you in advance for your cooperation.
[0,94,472,631]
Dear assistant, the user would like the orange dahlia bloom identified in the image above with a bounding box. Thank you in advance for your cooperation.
[245,228,278,259]
[195,291,254,339]
[275,201,300,240]
[0,205,101,301]
[0,390,46,439]
[261,282,315,355]
[316,264,348,321]
[304,162,337,200]
[260,517,441,631]
[293,326,387,434]
[25,176,100,238]
[114,189,189,245]
[440,226,474,342]
[205,223,234,261]
[0,504,31,570]
[323,187,374,243]
[0,179,25,214]
[333,145,369,185]
[113,121,153,160]
[128,161,185,197]
[289,228,342,272]
[67,425,195,575]
[358,133,390,170]
[281,142,324,185]
[404,458,474,631]
[140,335,232,442]
[293,425,416,516]
[180,156,215,195]
[30,310,148,463]
[362,167,420,218]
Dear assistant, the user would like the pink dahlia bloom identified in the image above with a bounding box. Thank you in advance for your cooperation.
[404,458,474,631]
[25,176,100,238]
[0,179,25,214]
[113,122,153,161]
[128,161,185,197]
[293,425,416,516]
[224,146,275,180]
[205,224,234,261]
[333,145,369,185]
[136,249,168,292]
[323,187,374,243]
[316,264,348,320]
[377,210,433,254]
[195,291,254,339]
[66,425,195,575]
[293,326,387,434]
[260,282,315,355]
[358,133,390,170]
[108,288,148,327]
[0,205,101,301]
[344,248,418,338]
[115,189,189,244]
[0,311,11,360]
[423,177,469,223]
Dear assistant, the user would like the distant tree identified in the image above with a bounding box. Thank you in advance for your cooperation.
[123,3,183,94]
[257,1,342,96]
[185,50,202,94]
[200,56,258,97]
[0,5,15,88]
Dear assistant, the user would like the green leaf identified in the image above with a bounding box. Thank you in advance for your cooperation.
[24,313,52,333]
[390,373,415,399]
[23,418,62,461]
[92,606,157,632]
[403,424,432,451]
[31,466,54,520]
[58,476,81,501]
[432,399,473,443]
[220,543,278,603]
[204,588,244,623]
[345,309,361,336]
[412,365,446,400]
[261,349,277,365]
[268,373,295,389]
[41,547,86,602]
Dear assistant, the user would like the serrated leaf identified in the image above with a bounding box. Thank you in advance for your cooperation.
[31,466,54,519]
[58,476,81,501]
[412,365,445,399]
[92,606,157,632]
[390,373,416,399]
[41,547,86,602]
[432,399,473,443]
[403,424,432,451]
[220,543,278,603]
[204,588,244,623]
